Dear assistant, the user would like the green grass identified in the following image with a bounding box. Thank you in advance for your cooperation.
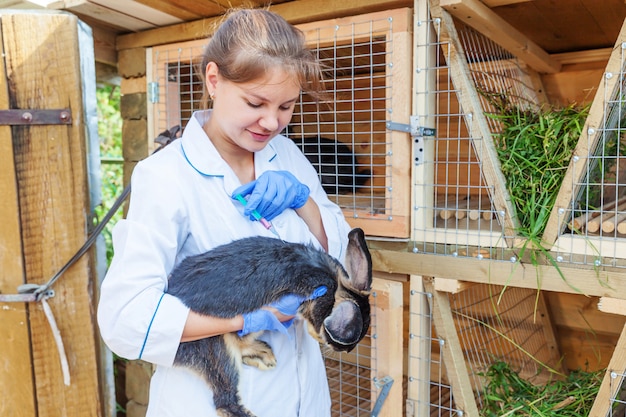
[479,361,603,417]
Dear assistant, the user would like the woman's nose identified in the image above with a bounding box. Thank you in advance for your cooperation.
[259,110,279,131]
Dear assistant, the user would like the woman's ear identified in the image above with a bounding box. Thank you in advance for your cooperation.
[205,62,219,96]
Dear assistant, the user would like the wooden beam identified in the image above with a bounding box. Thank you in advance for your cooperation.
[369,244,626,299]
[440,0,561,73]
[553,48,612,65]
[116,0,412,50]
[434,278,477,294]
[598,297,626,316]
[0,14,36,416]
[1,11,102,415]
[371,276,404,417]
[482,0,532,5]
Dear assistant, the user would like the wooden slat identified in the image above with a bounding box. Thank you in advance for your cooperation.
[1,11,102,416]
[543,17,626,246]
[370,276,404,417]
[440,0,561,74]
[0,15,36,416]
[65,1,160,32]
[407,275,433,417]
[116,0,413,50]
[134,0,224,20]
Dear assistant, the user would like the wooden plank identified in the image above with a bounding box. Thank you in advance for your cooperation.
[133,0,223,20]
[434,278,477,294]
[1,11,102,416]
[0,17,36,416]
[412,0,437,234]
[87,0,184,26]
[407,275,432,417]
[429,1,519,245]
[598,297,626,316]
[589,323,626,416]
[116,0,413,50]
[368,243,626,299]
[482,0,532,5]
[548,292,626,336]
[371,276,404,417]
[543,17,626,246]
[423,277,480,416]
[64,0,160,31]
[440,0,561,73]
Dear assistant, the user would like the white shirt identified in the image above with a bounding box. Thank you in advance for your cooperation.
[97,111,351,417]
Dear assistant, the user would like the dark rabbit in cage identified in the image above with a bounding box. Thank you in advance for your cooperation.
[295,136,371,194]
[166,228,373,417]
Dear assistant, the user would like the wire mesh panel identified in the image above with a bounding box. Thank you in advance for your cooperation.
[408,277,561,415]
[412,8,546,256]
[407,278,464,417]
[548,25,626,268]
[149,9,413,239]
[609,371,626,416]
[150,39,206,148]
[293,9,413,238]
[324,320,374,417]
[449,284,560,405]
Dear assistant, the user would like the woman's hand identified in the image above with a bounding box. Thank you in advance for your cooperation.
[232,170,310,221]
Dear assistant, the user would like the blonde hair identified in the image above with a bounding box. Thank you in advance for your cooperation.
[199,9,324,106]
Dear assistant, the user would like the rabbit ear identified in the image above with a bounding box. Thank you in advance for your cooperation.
[341,228,372,294]
[323,300,363,346]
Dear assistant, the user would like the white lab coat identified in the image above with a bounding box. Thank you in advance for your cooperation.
[97,110,352,417]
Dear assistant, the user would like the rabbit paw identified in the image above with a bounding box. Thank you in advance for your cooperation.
[240,339,277,370]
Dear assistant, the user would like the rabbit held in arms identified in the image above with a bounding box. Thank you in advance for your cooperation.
[166,228,373,417]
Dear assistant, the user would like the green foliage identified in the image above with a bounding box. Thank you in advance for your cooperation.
[488,101,589,241]
[95,85,123,265]
[480,361,603,416]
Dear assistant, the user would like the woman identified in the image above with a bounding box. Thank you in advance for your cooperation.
[97,8,351,417]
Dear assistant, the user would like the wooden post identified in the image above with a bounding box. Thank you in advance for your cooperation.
[0,11,102,416]
[406,275,433,417]
[371,275,405,417]
[0,19,36,416]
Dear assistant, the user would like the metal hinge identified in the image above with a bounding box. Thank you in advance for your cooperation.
[148,81,159,103]
[0,109,72,125]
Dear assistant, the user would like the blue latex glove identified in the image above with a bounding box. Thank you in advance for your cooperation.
[238,309,287,337]
[232,171,310,221]
[269,286,328,328]
[238,286,328,336]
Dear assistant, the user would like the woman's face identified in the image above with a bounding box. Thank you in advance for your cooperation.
[205,63,301,154]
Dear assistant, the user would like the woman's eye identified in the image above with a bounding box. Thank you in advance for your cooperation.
[247,101,262,108]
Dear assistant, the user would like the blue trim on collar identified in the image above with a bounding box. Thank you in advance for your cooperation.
[181,141,223,178]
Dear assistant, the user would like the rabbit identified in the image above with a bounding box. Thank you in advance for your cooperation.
[294,136,371,194]
[165,227,372,417]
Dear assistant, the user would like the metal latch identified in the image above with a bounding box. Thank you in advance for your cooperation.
[371,376,394,417]
[0,109,72,125]
[387,116,436,166]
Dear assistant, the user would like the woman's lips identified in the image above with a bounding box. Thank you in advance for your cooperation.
[249,130,272,142]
